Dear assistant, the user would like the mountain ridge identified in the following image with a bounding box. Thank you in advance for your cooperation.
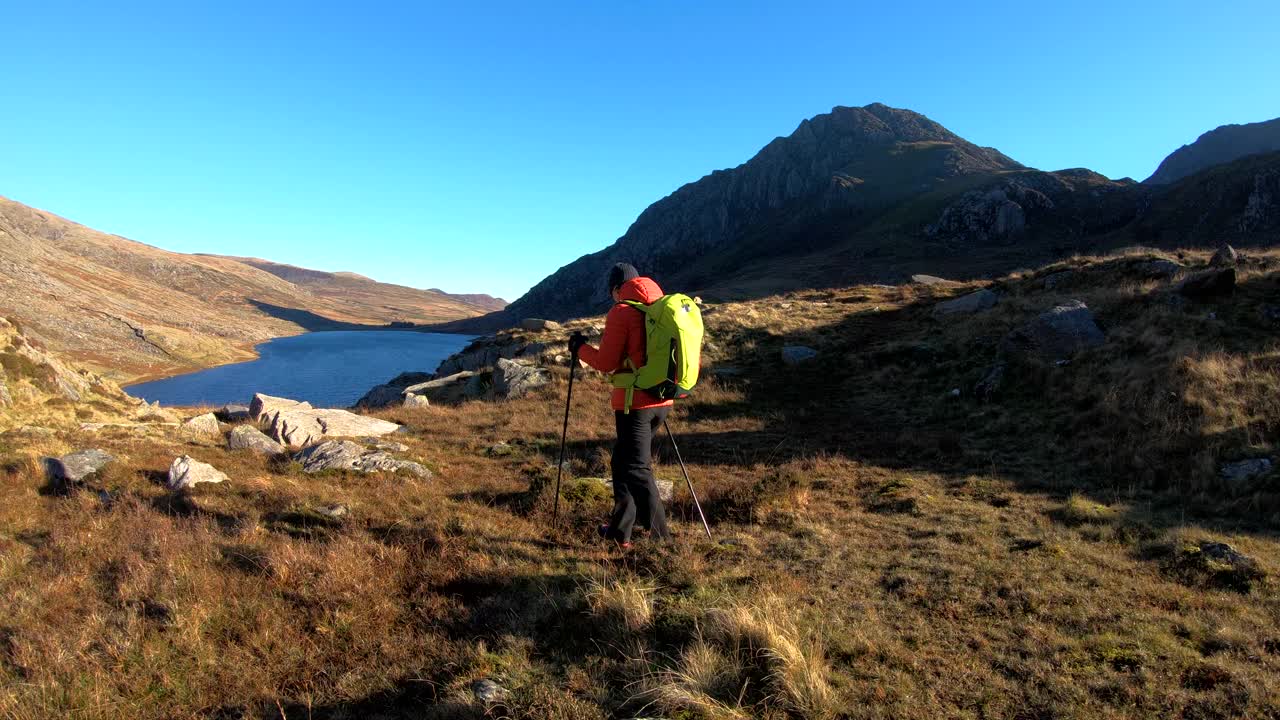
[488,104,1280,326]
[1145,116,1280,185]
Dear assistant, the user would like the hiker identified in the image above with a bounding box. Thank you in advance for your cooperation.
[569,263,672,546]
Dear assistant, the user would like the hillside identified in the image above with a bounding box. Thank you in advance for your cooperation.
[0,196,501,382]
[2,246,1277,718]
[1146,116,1280,185]
[210,257,508,316]
[493,105,1280,325]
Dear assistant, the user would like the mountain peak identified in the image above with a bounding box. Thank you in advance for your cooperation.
[1145,116,1280,184]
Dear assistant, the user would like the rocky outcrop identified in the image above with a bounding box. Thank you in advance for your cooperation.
[293,440,431,478]
[1002,301,1105,362]
[353,372,433,410]
[228,425,286,455]
[215,404,251,422]
[268,408,401,449]
[1134,259,1184,279]
[492,359,550,399]
[1145,117,1280,185]
[168,455,227,490]
[926,181,1054,245]
[932,289,998,318]
[1219,458,1271,488]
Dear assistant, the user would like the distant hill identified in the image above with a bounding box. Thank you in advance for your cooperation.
[213,256,508,316]
[490,104,1280,325]
[1145,117,1280,185]
[0,196,502,381]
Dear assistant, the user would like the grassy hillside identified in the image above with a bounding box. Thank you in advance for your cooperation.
[0,196,499,382]
[1,248,1278,718]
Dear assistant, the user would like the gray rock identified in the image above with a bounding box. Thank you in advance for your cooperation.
[471,678,509,704]
[215,404,251,422]
[315,504,348,519]
[486,442,515,457]
[403,393,430,409]
[43,449,114,486]
[293,440,433,479]
[227,425,285,455]
[516,342,548,359]
[269,408,402,448]
[1209,244,1238,268]
[1219,458,1272,487]
[932,289,998,318]
[1177,268,1236,298]
[518,318,562,332]
[592,476,674,503]
[250,393,312,424]
[911,274,955,286]
[781,346,818,365]
[493,358,550,399]
[1135,259,1184,279]
[181,412,222,440]
[359,437,409,452]
[1002,300,1105,362]
[167,455,228,490]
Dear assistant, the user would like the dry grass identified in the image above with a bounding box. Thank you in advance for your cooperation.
[2,246,1280,718]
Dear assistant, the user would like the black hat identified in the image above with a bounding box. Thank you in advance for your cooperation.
[607,262,639,293]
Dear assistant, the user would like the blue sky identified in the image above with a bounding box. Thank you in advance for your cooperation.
[3,1,1276,302]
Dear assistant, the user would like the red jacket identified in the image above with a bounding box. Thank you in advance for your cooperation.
[579,276,674,411]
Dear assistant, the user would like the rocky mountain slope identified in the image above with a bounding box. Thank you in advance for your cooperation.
[0,195,501,381]
[1145,116,1280,185]
[492,105,1280,326]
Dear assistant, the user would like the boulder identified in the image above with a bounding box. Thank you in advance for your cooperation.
[268,408,402,448]
[1001,300,1105,362]
[1219,458,1272,487]
[315,504,348,519]
[180,412,222,440]
[215,404,252,422]
[403,393,430,409]
[486,441,515,457]
[43,449,114,486]
[227,425,286,455]
[519,318,562,332]
[1135,259,1184,279]
[781,346,818,365]
[932,289,998,318]
[359,437,409,452]
[293,440,432,478]
[167,455,228,490]
[493,358,550,399]
[1177,268,1236,299]
[1209,244,1238,268]
[250,393,312,424]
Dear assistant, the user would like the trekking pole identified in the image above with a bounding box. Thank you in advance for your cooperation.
[552,336,583,529]
[663,419,712,540]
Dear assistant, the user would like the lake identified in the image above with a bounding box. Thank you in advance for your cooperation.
[126,331,473,408]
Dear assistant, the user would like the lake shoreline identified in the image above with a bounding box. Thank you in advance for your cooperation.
[125,330,474,409]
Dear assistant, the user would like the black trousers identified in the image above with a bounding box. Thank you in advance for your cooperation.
[606,406,672,542]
